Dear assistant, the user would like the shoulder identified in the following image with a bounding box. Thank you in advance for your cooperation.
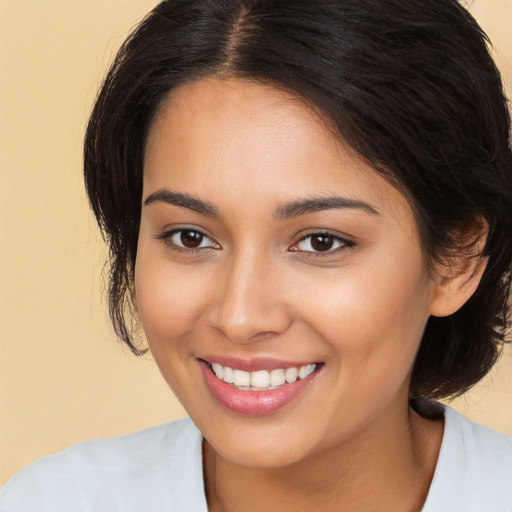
[0,418,207,512]
[423,406,512,512]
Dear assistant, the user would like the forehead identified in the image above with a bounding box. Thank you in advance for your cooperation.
[143,77,412,226]
[145,77,339,174]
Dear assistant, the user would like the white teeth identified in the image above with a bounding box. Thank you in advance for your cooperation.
[233,370,251,387]
[284,367,298,383]
[251,370,270,388]
[269,369,285,386]
[211,363,223,380]
[223,366,234,384]
[298,364,316,379]
[210,362,318,390]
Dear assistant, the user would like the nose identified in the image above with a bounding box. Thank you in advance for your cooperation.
[208,250,292,344]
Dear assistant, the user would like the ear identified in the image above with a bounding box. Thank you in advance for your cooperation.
[429,217,489,318]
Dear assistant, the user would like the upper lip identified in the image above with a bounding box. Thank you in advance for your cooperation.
[199,355,320,372]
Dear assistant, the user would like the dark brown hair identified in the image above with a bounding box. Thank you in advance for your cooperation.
[84,0,512,400]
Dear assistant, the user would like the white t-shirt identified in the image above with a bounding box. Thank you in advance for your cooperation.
[1,406,511,511]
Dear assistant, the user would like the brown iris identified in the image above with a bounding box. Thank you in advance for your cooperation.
[310,234,335,252]
[180,230,203,248]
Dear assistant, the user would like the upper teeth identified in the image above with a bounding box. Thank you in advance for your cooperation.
[210,362,317,390]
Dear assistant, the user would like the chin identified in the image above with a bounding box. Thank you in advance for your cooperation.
[201,417,322,469]
[210,437,308,469]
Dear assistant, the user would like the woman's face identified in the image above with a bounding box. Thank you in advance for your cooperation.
[136,77,438,468]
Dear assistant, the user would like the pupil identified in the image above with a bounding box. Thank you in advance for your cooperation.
[311,234,333,252]
[180,230,202,248]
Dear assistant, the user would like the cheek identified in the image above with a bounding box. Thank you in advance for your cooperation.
[134,245,210,350]
[297,249,431,381]
[134,243,216,407]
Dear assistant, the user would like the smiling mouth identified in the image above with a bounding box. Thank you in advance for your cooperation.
[205,361,320,391]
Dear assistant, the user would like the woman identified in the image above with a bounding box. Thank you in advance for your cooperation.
[1,0,512,510]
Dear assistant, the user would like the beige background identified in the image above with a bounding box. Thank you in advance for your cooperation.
[1,0,511,487]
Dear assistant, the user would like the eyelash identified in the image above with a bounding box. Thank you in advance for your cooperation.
[156,229,355,256]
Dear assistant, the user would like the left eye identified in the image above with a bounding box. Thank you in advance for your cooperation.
[295,233,348,253]
[166,229,218,250]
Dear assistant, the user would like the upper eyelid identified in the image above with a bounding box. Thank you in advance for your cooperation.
[295,230,353,244]
[157,226,212,239]
[299,231,341,240]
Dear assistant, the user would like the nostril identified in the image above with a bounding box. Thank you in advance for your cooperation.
[207,270,293,343]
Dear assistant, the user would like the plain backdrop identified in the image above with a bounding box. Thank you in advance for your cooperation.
[1,0,511,486]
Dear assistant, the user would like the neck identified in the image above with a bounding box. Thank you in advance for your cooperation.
[203,402,443,512]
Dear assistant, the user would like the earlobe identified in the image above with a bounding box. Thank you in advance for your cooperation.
[428,218,489,318]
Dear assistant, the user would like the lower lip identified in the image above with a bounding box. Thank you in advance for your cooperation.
[198,360,320,416]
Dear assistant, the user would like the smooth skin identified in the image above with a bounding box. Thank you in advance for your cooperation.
[135,78,487,511]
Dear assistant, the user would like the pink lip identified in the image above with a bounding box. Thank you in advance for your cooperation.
[198,359,321,416]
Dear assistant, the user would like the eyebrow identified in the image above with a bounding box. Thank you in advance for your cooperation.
[143,189,379,219]
[274,196,379,220]
[143,190,219,217]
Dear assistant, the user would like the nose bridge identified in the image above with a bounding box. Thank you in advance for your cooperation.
[209,245,290,343]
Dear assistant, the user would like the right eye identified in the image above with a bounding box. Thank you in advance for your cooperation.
[157,229,220,251]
